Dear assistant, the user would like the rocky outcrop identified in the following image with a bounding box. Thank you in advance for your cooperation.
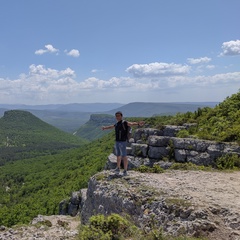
[59,189,87,216]
[105,127,240,170]
[58,126,240,239]
[0,215,79,240]
[80,170,240,239]
[89,114,115,125]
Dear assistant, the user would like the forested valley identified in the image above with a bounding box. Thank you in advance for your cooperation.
[1,91,240,227]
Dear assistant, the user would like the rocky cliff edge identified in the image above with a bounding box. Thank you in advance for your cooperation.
[80,170,240,240]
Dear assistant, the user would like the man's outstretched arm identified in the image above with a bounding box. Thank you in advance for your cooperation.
[102,125,115,130]
[127,121,145,127]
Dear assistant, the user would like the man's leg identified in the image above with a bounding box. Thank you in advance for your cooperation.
[117,156,122,169]
[123,156,128,171]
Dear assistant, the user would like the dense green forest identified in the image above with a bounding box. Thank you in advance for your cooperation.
[0,133,114,227]
[0,110,87,165]
[0,91,240,228]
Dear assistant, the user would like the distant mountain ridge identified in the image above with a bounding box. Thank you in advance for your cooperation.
[106,102,218,117]
[0,103,124,133]
[0,103,124,112]
[0,102,218,133]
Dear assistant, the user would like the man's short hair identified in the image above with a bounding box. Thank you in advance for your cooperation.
[115,111,123,116]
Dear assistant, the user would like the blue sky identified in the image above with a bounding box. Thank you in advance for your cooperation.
[0,0,240,104]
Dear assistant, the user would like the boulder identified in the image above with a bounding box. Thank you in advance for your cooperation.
[59,199,69,215]
[68,191,82,216]
[172,138,210,152]
[163,125,186,137]
[148,136,171,147]
[127,156,150,169]
[148,146,169,159]
[153,161,173,169]
[134,128,163,142]
[174,149,187,163]
[187,152,213,166]
[131,143,148,157]
[104,153,117,170]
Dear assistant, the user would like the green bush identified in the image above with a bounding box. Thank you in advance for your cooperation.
[169,162,211,171]
[176,129,190,138]
[78,213,207,240]
[137,165,164,173]
[216,153,240,170]
[78,214,136,240]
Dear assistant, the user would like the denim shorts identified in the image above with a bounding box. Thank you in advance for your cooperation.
[115,141,127,157]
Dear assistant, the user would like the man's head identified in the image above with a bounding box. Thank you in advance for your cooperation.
[115,111,123,121]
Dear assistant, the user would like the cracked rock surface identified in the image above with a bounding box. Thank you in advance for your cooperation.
[81,170,240,240]
[0,215,79,240]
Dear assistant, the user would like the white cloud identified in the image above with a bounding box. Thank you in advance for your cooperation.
[126,62,190,77]
[28,64,75,78]
[35,44,59,55]
[78,77,136,89]
[206,65,215,70]
[220,40,240,56]
[187,57,211,64]
[0,64,239,104]
[65,49,80,57]
[194,64,215,73]
[91,69,103,73]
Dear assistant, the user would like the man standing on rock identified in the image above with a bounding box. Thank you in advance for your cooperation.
[102,111,144,176]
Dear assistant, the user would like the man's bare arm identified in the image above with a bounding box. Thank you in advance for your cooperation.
[127,121,145,127]
[102,125,115,130]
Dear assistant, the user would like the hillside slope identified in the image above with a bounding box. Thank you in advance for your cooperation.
[0,132,114,227]
[0,110,86,165]
[74,114,115,141]
[167,91,240,142]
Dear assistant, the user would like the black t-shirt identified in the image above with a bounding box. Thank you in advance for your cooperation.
[114,120,128,142]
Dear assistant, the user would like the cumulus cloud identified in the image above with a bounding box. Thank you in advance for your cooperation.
[35,44,59,55]
[187,57,211,64]
[65,49,80,57]
[126,62,190,78]
[220,40,240,56]
[1,64,239,104]
[28,64,75,78]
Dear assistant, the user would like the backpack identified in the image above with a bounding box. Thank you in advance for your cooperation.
[122,120,132,141]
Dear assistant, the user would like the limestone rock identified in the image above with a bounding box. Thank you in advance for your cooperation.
[148,146,169,159]
[131,143,148,157]
[148,136,171,147]
[134,128,163,142]
[80,170,240,239]
[163,125,186,137]
[68,191,81,216]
